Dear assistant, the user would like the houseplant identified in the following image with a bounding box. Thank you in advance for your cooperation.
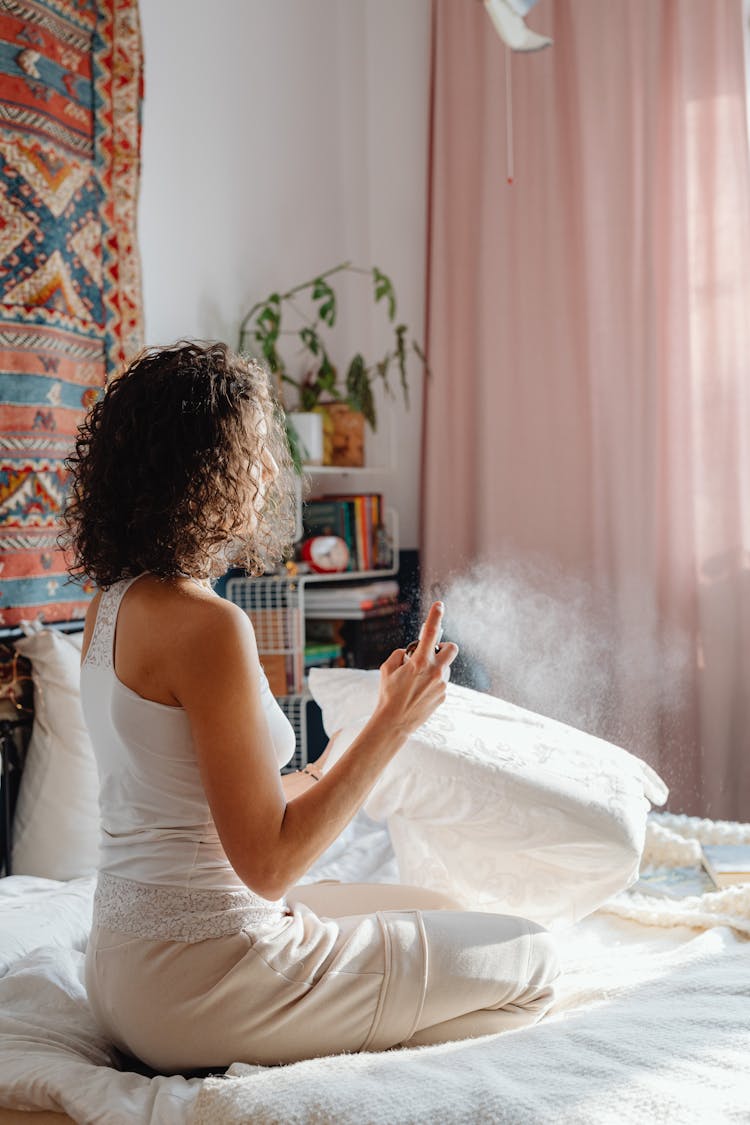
[238,262,426,468]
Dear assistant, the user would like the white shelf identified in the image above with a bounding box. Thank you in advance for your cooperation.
[300,410,397,476]
[298,566,398,585]
[304,606,403,621]
[302,465,392,476]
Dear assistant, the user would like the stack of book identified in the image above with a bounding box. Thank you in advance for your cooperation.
[632,866,715,899]
[303,580,400,619]
[631,843,750,900]
[304,642,344,670]
[302,495,391,572]
[700,844,750,889]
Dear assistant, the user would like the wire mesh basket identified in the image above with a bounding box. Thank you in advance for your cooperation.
[277,693,310,772]
[226,575,304,695]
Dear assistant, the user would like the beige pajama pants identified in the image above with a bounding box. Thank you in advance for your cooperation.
[85,882,560,1073]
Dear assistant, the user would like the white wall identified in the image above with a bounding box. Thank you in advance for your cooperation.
[137,0,431,548]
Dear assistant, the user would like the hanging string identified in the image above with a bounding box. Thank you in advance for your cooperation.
[505,45,514,185]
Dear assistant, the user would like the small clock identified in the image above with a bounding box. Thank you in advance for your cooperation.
[300,535,351,574]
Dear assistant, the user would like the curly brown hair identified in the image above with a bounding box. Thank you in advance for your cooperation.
[62,341,297,586]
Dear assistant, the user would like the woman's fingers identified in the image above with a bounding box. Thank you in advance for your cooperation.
[383,603,458,696]
[435,641,459,668]
[381,648,406,673]
[413,601,445,661]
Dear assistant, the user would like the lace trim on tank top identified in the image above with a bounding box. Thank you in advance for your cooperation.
[83,579,133,670]
[93,872,286,942]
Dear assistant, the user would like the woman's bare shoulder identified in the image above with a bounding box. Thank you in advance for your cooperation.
[131,579,257,665]
[145,583,260,706]
[125,575,247,629]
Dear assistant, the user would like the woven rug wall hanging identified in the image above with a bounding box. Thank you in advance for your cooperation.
[0,0,143,626]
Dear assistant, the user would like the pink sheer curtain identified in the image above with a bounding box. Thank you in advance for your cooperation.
[422,0,750,819]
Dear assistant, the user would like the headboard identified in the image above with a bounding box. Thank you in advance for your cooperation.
[0,624,85,876]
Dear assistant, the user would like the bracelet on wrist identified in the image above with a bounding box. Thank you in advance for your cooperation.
[301,765,321,782]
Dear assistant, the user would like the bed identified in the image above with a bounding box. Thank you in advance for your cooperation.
[1,629,749,1124]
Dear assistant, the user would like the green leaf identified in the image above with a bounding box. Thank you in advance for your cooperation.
[376,356,394,399]
[301,385,318,411]
[346,353,376,428]
[346,353,366,397]
[312,278,337,327]
[257,301,281,343]
[261,337,280,373]
[373,267,396,322]
[318,298,335,326]
[394,324,409,408]
[299,327,321,356]
[317,354,338,392]
[284,416,304,475]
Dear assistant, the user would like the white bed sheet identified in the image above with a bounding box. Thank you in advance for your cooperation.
[1,811,749,1124]
[0,874,94,976]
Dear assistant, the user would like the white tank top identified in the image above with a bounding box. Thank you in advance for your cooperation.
[80,575,296,901]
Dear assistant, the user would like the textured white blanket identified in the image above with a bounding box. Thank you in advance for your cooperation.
[193,930,750,1125]
[1,814,749,1124]
[191,813,750,1125]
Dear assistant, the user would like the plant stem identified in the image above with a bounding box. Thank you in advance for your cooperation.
[239,261,354,340]
[285,295,318,330]
[281,261,352,300]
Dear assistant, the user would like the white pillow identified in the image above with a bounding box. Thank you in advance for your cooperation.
[12,628,100,880]
[308,668,668,929]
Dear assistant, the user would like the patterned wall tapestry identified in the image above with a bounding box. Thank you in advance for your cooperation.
[0,0,143,626]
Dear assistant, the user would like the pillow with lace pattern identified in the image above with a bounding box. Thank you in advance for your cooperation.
[309,667,668,929]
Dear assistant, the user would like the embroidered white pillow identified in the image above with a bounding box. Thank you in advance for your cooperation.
[309,668,668,929]
[12,628,100,880]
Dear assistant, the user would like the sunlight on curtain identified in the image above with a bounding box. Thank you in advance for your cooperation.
[423,0,750,819]
[685,82,750,817]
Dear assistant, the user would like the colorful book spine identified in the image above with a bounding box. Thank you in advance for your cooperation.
[354,496,366,572]
[316,493,386,573]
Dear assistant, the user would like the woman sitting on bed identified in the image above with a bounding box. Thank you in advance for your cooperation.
[65,340,559,1072]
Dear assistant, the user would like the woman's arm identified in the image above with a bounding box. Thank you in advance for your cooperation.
[280,734,340,799]
[171,597,455,900]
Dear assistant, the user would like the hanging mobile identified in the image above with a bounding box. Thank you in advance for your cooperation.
[506,45,514,185]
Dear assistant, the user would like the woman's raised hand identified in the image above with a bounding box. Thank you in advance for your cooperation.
[375,602,459,736]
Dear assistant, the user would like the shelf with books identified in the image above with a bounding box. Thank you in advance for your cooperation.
[225,467,407,763]
[297,508,399,585]
[299,493,397,577]
[225,506,405,763]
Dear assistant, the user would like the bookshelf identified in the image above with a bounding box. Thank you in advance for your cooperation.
[225,491,403,769]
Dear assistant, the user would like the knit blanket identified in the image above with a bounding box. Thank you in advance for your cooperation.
[0,0,143,626]
[600,810,750,936]
[192,812,750,1125]
[0,813,748,1123]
